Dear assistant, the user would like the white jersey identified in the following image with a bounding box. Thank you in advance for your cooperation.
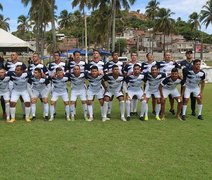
[183,68,205,89]
[161,76,184,90]
[8,72,30,92]
[123,62,142,76]
[86,73,104,92]
[47,61,67,77]
[141,61,158,73]
[86,60,105,74]
[0,76,10,93]
[104,73,124,92]
[5,61,26,72]
[104,60,124,74]
[158,60,180,75]
[67,60,86,73]
[125,73,145,90]
[70,73,85,90]
[28,76,50,92]
[51,75,69,93]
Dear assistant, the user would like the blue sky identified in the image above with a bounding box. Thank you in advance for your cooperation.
[0,0,211,34]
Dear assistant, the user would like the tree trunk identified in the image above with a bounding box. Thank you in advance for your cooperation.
[51,0,56,53]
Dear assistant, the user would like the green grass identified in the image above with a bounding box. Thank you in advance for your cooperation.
[0,85,212,179]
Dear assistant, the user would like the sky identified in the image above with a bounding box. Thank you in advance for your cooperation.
[0,0,211,34]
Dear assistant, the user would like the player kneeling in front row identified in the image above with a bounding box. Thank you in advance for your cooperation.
[182,59,205,120]
[28,68,50,121]
[159,68,184,120]
[102,65,126,122]
[49,67,70,121]
[0,68,10,121]
[69,65,88,121]
[7,65,31,123]
[125,64,146,121]
[86,66,104,121]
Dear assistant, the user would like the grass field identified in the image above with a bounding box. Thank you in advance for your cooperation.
[0,85,211,179]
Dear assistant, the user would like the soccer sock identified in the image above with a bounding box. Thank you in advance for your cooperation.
[50,105,55,118]
[102,101,109,118]
[21,102,25,115]
[82,104,88,118]
[31,103,36,117]
[119,101,125,118]
[133,99,138,112]
[130,100,134,113]
[87,104,93,118]
[197,104,203,116]
[140,100,146,117]
[5,102,10,119]
[145,104,148,117]
[156,104,161,116]
[182,105,187,115]
[107,101,112,114]
[70,104,75,117]
[43,103,49,116]
[100,106,103,117]
[1,97,5,113]
[10,107,16,119]
[65,105,70,118]
[126,100,131,117]
[25,107,31,118]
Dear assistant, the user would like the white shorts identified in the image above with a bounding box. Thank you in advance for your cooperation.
[70,88,87,101]
[122,82,128,93]
[31,88,50,99]
[127,88,143,100]
[10,90,30,102]
[163,88,180,98]
[104,90,123,98]
[184,87,200,99]
[146,90,160,99]
[0,91,10,101]
[87,88,104,100]
[51,91,69,102]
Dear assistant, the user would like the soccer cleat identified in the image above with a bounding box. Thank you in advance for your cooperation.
[31,116,36,121]
[169,109,175,115]
[152,111,156,115]
[71,117,75,121]
[23,114,26,119]
[107,113,111,118]
[86,117,93,122]
[181,115,186,121]
[7,118,16,123]
[121,117,127,122]
[126,116,131,121]
[48,117,54,122]
[66,117,71,121]
[102,117,110,122]
[144,116,148,121]
[53,112,56,118]
[139,116,144,121]
[191,111,196,116]
[155,116,161,121]
[161,117,165,121]
[197,115,203,120]
[25,118,31,122]
[44,116,49,121]
[176,116,183,121]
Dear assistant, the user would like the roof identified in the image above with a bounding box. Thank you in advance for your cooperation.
[0,28,35,52]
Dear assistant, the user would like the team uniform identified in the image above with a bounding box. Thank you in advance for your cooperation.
[160,76,184,98]
[158,60,180,75]
[28,63,48,76]
[86,73,104,100]
[86,60,105,74]
[183,69,205,99]
[0,76,10,120]
[141,61,158,73]
[47,61,67,77]
[104,60,124,74]
[125,73,146,118]
[67,60,86,74]
[144,72,166,98]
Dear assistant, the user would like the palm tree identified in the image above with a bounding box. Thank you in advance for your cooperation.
[200,0,212,29]
[155,8,175,52]
[58,10,72,29]
[0,3,3,11]
[145,0,160,20]
[17,15,31,33]
[0,15,10,31]
[188,12,200,31]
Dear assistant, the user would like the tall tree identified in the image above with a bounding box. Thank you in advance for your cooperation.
[58,10,72,29]
[145,0,160,20]
[200,0,212,29]
[0,15,10,31]
[155,8,175,52]
[188,12,200,31]
[17,15,31,33]
[0,3,3,11]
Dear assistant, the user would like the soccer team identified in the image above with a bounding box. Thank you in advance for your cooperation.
[0,49,205,123]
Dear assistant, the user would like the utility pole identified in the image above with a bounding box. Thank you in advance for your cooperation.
[112,0,116,52]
